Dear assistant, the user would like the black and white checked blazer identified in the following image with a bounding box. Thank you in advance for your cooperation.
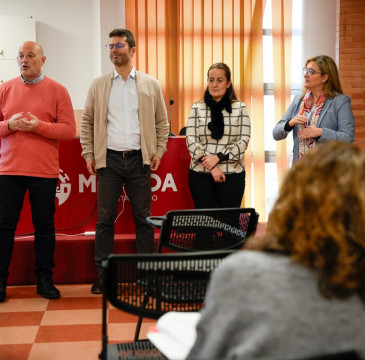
[186,100,251,174]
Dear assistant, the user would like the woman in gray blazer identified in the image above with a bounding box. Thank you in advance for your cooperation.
[273,55,354,162]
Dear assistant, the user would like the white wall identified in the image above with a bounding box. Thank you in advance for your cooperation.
[98,0,125,74]
[0,15,36,83]
[0,0,125,109]
[302,0,336,64]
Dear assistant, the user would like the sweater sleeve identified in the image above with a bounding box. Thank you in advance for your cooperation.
[153,80,169,159]
[34,84,76,140]
[80,80,96,162]
[0,85,14,138]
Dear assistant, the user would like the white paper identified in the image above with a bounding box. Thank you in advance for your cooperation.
[147,311,201,360]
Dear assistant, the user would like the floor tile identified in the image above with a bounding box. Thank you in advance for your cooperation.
[108,308,155,324]
[108,308,140,323]
[41,309,101,325]
[108,321,156,341]
[1,284,142,358]
[35,324,102,343]
[0,344,32,360]
[28,341,101,360]
[0,298,48,313]
[0,326,39,345]
[0,311,43,327]
[46,297,102,311]
[57,284,96,298]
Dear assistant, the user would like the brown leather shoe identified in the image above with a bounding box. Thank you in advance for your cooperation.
[91,268,103,294]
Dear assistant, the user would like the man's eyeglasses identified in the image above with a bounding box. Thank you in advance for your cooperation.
[106,43,127,50]
[303,67,323,76]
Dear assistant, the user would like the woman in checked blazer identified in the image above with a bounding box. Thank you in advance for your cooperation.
[186,62,251,209]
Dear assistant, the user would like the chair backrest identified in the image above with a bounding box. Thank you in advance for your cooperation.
[156,207,259,253]
[289,350,363,360]
[103,250,233,320]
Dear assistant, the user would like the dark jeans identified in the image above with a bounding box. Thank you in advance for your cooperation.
[95,150,154,266]
[188,169,245,209]
[0,175,58,283]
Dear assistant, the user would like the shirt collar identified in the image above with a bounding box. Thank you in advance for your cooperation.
[21,73,45,85]
[113,67,136,80]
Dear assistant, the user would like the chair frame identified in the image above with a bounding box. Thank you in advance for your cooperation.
[100,250,233,360]
[152,207,259,253]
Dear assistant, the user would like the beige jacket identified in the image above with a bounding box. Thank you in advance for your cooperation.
[80,70,169,169]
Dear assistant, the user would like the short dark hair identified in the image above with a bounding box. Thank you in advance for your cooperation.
[109,29,136,48]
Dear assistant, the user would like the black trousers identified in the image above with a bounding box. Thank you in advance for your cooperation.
[188,169,245,209]
[0,175,58,283]
[94,151,154,266]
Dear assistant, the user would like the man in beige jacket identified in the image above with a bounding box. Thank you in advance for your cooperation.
[80,29,169,294]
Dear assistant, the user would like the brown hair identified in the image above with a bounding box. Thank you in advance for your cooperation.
[203,62,238,102]
[303,55,343,99]
[247,141,365,302]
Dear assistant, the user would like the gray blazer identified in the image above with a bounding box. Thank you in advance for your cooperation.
[273,93,355,162]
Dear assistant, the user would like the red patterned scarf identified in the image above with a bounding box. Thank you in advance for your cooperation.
[298,90,326,159]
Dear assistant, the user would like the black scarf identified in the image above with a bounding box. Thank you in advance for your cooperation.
[204,91,232,140]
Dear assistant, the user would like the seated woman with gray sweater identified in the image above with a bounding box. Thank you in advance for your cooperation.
[187,141,365,359]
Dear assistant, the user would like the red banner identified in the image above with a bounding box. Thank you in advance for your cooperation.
[15,137,194,235]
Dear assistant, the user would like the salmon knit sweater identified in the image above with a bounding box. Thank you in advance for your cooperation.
[0,77,76,178]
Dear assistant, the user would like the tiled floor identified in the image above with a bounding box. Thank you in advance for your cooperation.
[0,284,156,360]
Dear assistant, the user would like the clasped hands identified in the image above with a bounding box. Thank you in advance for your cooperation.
[8,112,39,132]
[201,154,226,183]
[289,115,322,139]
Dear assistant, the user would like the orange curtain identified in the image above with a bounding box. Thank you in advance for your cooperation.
[126,0,292,219]
[126,0,177,127]
[272,0,292,186]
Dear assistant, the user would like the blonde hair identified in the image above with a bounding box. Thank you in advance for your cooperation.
[247,141,365,301]
[303,55,343,99]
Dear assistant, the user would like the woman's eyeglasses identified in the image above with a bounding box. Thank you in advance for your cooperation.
[303,67,324,76]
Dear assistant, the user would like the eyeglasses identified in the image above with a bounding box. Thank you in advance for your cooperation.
[106,43,127,50]
[303,67,323,76]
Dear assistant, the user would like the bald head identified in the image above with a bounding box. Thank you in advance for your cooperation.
[17,41,46,82]
[19,41,44,56]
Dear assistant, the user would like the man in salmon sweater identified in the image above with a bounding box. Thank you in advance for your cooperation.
[0,41,76,302]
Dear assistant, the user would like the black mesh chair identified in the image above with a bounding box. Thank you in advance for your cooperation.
[147,207,259,253]
[256,351,363,360]
[290,350,363,360]
[100,250,233,360]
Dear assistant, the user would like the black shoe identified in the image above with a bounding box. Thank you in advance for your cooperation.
[37,278,60,299]
[91,268,103,294]
[0,283,6,302]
